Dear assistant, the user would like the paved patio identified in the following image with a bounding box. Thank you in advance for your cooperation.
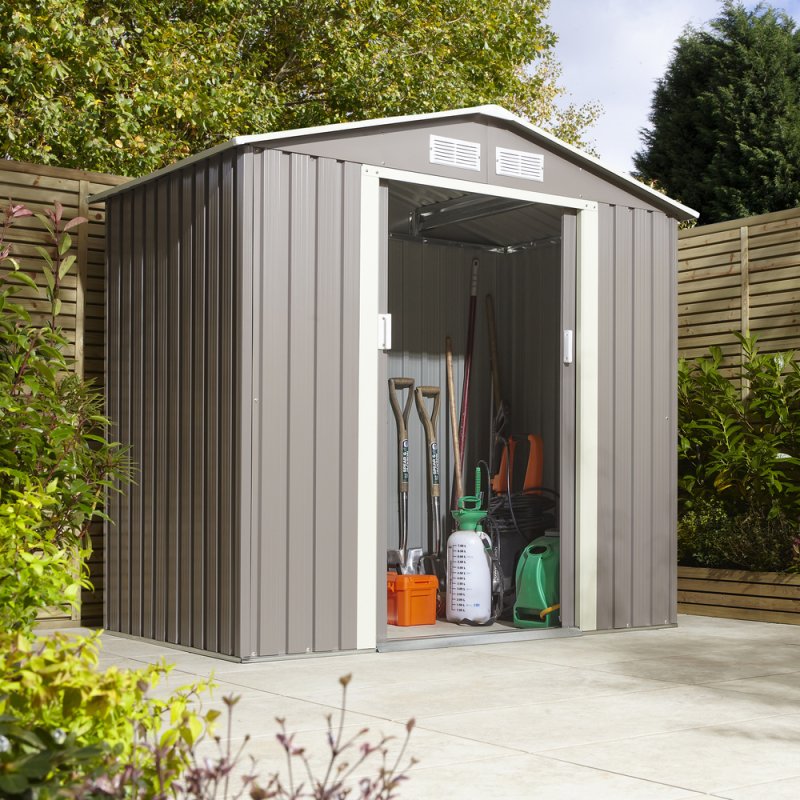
[88,615,800,799]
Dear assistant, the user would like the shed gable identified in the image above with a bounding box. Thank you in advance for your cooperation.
[261,116,672,215]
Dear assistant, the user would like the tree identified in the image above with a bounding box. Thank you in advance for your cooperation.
[0,0,598,177]
[634,2,800,224]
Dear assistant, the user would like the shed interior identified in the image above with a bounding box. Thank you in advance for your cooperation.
[382,179,569,644]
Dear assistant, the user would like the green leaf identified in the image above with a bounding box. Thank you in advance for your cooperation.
[159,728,178,748]
[187,714,204,744]
[63,582,79,600]
[0,773,29,794]
[62,686,83,715]
[22,374,40,395]
[58,254,76,279]
[33,213,54,237]
[1,725,45,750]
[9,272,38,292]
[41,263,55,295]
[33,245,54,269]
[58,233,72,256]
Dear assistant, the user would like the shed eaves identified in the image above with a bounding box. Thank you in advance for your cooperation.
[90,105,698,221]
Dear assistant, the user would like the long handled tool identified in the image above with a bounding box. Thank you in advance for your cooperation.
[415,386,445,588]
[388,378,418,573]
[486,292,512,485]
[485,293,509,451]
[445,336,463,506]
[457,259,479,477]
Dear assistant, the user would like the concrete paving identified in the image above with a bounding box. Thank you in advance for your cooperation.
[87,615,800,799]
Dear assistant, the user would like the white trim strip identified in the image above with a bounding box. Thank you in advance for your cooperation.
[360,165,595,634]
[576,207,599,631]
[356,169,381,650]
[361,165,595,211]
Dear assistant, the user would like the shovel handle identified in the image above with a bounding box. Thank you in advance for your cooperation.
[415,386,441,499]
[388,379,414,439]
[388,378,414,492]
[389,377,415,434]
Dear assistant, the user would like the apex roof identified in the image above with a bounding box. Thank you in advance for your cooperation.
[91,105,697,220]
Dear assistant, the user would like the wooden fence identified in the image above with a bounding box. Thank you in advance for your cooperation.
[678,566,800,625]
[1,160,128,625]
[678,207,800,371]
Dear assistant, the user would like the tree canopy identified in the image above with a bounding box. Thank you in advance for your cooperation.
[0,0,598,176]
[634,1,800,224]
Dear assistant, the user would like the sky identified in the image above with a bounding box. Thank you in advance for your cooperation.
[546,1,800,175]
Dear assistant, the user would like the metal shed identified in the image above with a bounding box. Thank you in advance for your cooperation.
[93,106,696,660]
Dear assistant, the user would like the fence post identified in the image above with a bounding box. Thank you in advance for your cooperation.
[76,180,89,382]
[740,225,750,398]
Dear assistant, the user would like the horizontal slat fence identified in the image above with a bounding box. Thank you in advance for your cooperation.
[1,160,128,625]
[678,207,800,372]
[678,566,800,625]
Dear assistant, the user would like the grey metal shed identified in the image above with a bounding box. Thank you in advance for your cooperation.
[93,106,696,660]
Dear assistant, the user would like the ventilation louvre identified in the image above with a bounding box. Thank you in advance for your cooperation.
[495,147,544,182]
[429,135,481,171]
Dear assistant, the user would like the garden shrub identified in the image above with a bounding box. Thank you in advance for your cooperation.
[678,335,800,572]
[0,484,90,634]
[0,203,216,796]
[725,508,798,572]
[678,497,798,572]
[0,201,416,796]
[677,497,733,568]
[0,628,214,798]
[0,202,130,549]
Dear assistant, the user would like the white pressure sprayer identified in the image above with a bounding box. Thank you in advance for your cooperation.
[446,468,493,625]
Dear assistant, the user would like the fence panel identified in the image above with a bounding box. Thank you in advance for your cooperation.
[679,208,800,372]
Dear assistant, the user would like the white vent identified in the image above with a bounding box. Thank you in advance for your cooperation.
[429,135,481,171]
[495,147,544,181]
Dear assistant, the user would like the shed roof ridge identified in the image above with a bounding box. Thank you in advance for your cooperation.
[90,105,698,219]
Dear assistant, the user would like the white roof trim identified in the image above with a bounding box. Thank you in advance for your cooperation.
[89,105,698,219]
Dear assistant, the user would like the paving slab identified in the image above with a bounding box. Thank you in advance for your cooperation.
[60,615,800,799]
[404,754,710,800]
[721,775,800,799]
[544,713,800,796]
[416,683,784,751]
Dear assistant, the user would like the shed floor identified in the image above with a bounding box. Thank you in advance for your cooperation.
[385,617,530,638]
[380,617,573,651]
[61,615,800,799]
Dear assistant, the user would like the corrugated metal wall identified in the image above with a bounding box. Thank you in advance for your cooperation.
[596,204,677,629]
[384,241,562,557]
[105,152,240,654]
[237,150,362,658]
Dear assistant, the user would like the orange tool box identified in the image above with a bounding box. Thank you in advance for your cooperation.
[386,573,438,626]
